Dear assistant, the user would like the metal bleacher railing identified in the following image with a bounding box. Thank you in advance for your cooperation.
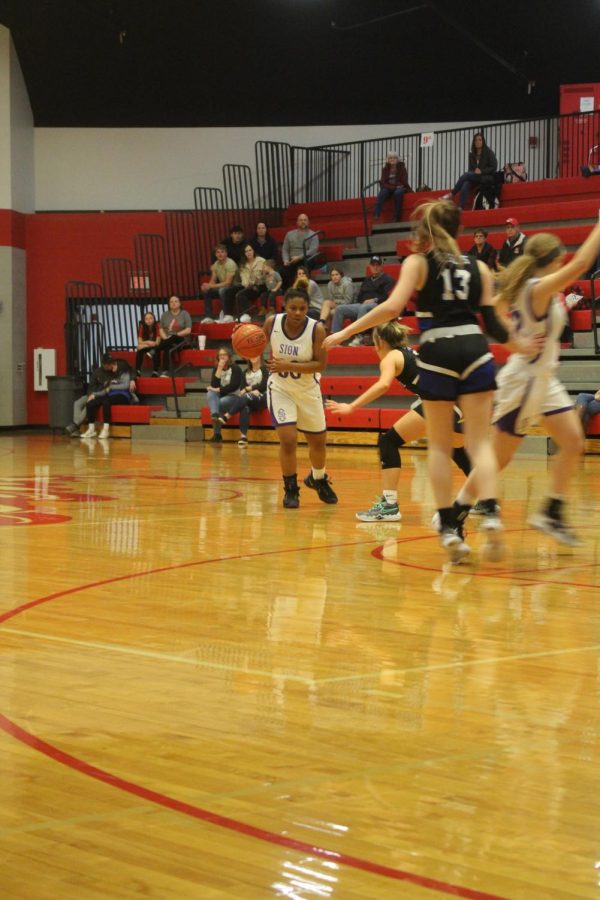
[254,109,600,206]
[66,109,600,382]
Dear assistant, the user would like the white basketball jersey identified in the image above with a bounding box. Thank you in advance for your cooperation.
[494,278,568,432]
[268,313,321,394]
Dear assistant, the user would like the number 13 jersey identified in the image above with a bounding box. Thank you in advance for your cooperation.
[416,252,482,334]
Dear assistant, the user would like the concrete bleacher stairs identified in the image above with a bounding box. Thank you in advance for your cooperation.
[109,175,600,448]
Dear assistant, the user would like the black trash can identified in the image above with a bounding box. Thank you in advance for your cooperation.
[47,376,84,429]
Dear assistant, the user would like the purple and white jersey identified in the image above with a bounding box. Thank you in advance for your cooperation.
[268,313,321,394]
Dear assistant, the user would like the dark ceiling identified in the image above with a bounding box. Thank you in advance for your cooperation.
[1,0,599,128]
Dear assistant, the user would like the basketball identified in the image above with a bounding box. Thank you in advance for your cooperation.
[231,323,267,358]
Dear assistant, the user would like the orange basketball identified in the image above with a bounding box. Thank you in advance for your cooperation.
[231,323,267,359]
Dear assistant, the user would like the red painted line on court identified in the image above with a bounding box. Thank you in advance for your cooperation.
[0,544,513,898]
[0,713,507,900]
[371,531,600,588]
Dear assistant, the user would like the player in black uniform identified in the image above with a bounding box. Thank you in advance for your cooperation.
[326,319,470,521]
[324,200,508,564]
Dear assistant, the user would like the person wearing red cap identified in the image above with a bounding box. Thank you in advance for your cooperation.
[498,218,527,269]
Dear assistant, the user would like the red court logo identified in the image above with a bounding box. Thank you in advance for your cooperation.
[0,476,115,526]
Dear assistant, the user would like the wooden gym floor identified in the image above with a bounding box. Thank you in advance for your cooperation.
[1,432,600,899]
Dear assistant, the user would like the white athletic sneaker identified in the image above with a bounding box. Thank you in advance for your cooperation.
[479,515,505,562]
[528,513,583,547]
[441,192,453,200]
[439,527,471,564]
[81,425,96,438]
[221,315,234,324]
[99,424,110,440]
[239,314,252,324]
[200,316,214,324]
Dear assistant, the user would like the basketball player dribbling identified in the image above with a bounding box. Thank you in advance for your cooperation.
[265,288,338,509]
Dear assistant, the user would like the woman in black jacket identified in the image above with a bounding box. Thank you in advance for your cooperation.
[446,133,498,209]
[468,229,498,271]
[205,347,243,442]
[249,222,278,266]
[216,357,269,445]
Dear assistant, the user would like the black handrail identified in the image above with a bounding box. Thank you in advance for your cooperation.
[360,179,380,254]
[302,229,325,268]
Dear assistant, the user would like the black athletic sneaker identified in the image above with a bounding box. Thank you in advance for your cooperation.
[304,472,338,504]
[283,485,300,508]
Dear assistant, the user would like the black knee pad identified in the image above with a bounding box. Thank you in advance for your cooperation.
[378,428,405,469]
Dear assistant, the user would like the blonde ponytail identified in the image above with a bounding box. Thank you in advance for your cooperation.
[498,233,564,307]
[411,200,462,263]
[374,320,412,349]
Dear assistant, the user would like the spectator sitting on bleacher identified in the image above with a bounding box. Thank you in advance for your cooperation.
[201,244,240,323]
[158,295,192,375]
[65,352,115,436]
[215,356,269,446]
[498,218,527,270]
[293,267,324,320]
[281,213,322,289]
[319,266,354,331]
[81,357,137,441]
[235,245,266,323]
[374,151,412,222]
[221,224,247,266]
[261,259,283,315]
[581,145,600,178]
[575,389,600,433]
[467,229,498,272]
[135,311,161,375]
[443,132,498,210]
[330,256,395,345]
[250,222,278,266]
[205,347,243,443]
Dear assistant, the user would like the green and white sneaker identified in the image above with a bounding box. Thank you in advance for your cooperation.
[356,498,401,522]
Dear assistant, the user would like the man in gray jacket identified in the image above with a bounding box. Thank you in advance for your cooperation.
[281,213,323,288]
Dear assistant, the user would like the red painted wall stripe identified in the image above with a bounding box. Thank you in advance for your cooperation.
[0,208,27,249]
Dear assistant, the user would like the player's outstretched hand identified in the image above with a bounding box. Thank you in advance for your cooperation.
[325,400,352,415]
[322,332,345,351]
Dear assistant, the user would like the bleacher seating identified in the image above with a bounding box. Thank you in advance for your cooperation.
[99,174,600,448]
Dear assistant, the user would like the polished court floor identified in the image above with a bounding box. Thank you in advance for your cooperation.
[1,432,600,899]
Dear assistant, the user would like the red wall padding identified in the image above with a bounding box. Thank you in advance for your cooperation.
[26,211,165,424]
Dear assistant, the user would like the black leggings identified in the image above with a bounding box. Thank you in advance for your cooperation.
[158,336,187,372]
[86,394,131,423]
[135,347,161,372]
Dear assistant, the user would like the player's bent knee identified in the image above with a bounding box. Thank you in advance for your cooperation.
[378,428,405,469]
